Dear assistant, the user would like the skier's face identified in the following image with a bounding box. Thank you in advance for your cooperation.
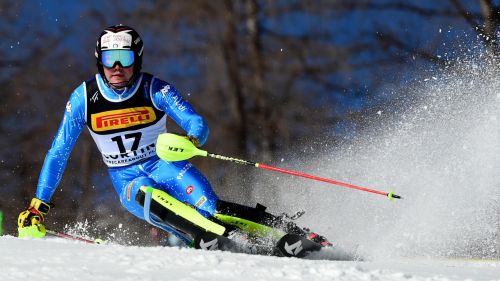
[103,64,134,89]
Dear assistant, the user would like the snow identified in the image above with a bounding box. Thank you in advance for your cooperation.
[3,51,500,281]
[0,236,498,281]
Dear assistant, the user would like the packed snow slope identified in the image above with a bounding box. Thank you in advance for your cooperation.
[1,236,499,281]
[3,60,500,281]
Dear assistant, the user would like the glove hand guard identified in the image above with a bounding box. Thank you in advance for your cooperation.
[187,135,200,148]
[18,198,52,238]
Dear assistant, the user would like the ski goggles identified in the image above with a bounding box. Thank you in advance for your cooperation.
[101,50,135,68]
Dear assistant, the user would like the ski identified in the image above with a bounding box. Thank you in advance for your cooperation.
[136,187,327,258]
[275,233,323,258]
[193,231,282,256]
[193,231,327,258]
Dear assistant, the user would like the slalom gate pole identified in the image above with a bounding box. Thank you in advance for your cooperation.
[0,210,3,235]
[45,229,103,244]
[156,133,402,200]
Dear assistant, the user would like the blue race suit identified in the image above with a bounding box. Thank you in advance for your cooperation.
[35,73,218,220]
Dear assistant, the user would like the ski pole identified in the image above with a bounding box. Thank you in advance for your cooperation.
[156,133,402,200]
[45,229,104,244]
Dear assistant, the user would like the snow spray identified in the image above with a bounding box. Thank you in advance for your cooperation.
[250,58,500,260]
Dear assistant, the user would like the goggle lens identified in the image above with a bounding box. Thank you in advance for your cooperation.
[101,50,135,68]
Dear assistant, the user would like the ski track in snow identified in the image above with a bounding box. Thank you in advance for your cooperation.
[1,236,499,281]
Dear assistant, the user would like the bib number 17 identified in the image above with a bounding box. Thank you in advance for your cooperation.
[111,132,142,153]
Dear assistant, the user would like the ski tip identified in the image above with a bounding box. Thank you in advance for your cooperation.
[94,238,104,244]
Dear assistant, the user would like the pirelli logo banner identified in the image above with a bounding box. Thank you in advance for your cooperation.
[91,107,156,132]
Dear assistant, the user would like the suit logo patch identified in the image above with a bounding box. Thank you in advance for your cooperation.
[195,196,207,208]
[66,101,72,113]
[126,181,134,201]
[91,107,156,132]
[91,91,99,103]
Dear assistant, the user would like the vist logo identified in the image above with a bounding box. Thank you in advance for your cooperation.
[91,107,156,132]
[101,31,132,49]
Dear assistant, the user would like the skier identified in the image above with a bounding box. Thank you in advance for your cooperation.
[17,25,330,255]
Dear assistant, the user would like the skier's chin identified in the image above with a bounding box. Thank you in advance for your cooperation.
[109,79,129,89]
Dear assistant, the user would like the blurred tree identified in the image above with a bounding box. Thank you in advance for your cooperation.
[338,0,500,123]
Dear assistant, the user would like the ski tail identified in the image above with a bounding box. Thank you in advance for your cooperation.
[276,233,322,258]
[193,231,235,251]
[193,231,281,256]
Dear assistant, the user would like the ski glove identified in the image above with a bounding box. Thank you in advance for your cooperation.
[18,198,53,238]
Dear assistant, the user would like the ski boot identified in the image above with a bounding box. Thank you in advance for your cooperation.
[273,210,332,246]
[214,200,332,257]
[302,228,333,247]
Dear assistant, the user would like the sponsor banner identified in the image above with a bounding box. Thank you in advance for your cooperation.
[91,107,156,132]
[102,143,156,167]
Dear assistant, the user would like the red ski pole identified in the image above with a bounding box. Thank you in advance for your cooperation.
[156,133,402,200]
[209,154,401,200]
[45,229,104,244]
[256,163,399,198]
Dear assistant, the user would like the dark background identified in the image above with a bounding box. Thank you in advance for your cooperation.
[0,0,498,241]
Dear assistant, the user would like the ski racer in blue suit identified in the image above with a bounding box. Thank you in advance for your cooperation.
[18,25,331,250]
